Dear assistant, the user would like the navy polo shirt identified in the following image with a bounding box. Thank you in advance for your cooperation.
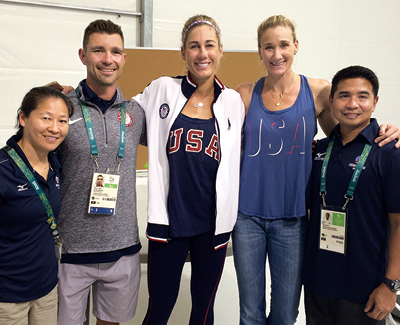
[303,119,400,305]
[0,135,60,302]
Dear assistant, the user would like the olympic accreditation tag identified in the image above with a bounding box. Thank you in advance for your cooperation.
[88,172,120,215]
[55,241,62,261]
[319,206,347,254]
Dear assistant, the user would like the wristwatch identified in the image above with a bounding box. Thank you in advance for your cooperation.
[383,277,400,292]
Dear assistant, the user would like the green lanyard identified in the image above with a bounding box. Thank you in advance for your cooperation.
[320,136,372,210]
[75,88,126,171]
[2,146,59,240]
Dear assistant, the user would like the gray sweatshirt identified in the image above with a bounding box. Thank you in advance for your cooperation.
[57,82,146,254]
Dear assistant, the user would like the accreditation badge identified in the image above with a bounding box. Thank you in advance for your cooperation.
[55,241,62,261]
[319,206,347,254]
[88,172,120,215]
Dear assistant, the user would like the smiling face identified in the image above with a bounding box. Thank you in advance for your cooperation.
[19,97,69,155]
[330,78,378,134]
[79,32,126,93]
[181,24,223,84]
[258,25,298,76]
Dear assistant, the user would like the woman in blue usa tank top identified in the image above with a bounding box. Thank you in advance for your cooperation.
[232,14,400,325]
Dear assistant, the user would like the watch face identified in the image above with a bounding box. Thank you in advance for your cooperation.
[394,281,400,291]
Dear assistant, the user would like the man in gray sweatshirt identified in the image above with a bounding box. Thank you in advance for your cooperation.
[57,19,146,325]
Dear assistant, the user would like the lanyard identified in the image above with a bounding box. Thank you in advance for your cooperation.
[75,88,126,171]
[2,146,59,240]
[320,136,372,210]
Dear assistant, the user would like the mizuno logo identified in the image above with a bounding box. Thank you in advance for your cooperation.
[352,169,360,182]
[17,183,28,191]
[316,152,326,158]
[69,118,83,125]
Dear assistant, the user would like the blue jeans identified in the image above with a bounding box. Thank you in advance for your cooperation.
[232,212,308,325]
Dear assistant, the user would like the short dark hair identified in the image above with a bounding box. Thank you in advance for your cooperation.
[16,86,74,137]
[83,19,124,51]
[331,65,379,99]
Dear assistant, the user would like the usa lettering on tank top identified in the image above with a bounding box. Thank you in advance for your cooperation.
[167,113,219,237]
[239,75,317,219]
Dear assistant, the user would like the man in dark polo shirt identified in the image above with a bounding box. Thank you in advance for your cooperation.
[303,65,400,325]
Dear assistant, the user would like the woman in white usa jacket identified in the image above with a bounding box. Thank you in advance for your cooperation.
[133,14,244,325]
[134,74,244,248]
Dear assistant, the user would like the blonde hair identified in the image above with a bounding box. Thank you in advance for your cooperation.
[257,15,297,47]
[181,14,222,49]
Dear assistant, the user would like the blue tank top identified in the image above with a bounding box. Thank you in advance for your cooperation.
[239,75,317,219]
[168,113,219,236]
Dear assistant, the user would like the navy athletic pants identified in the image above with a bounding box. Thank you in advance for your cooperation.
[142,230,227,325]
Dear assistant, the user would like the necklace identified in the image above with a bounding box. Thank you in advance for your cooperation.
[192,89,215,108]
[266,73,296,106]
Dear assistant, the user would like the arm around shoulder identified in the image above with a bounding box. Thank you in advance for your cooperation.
[309,77,338,136]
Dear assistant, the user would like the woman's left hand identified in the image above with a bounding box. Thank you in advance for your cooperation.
[62,85,74,95]
[375,124,400,148]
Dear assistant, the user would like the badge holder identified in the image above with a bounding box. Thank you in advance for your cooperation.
[318,137,371,256]
[55,241,62,261]
[319,205,348,254]
[2,145,62,260]
[88,171,120,215]
[78,94,127,216]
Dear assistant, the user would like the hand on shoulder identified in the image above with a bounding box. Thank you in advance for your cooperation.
[62,86,74,94]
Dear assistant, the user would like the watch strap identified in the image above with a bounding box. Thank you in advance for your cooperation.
[383,277,400,292]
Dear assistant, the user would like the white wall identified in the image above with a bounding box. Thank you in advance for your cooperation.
[0,0,140,142]
[1,0,400,143]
